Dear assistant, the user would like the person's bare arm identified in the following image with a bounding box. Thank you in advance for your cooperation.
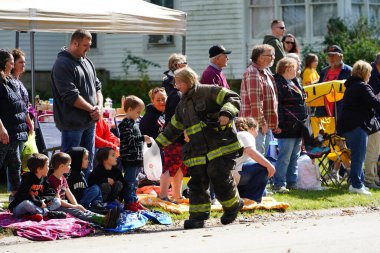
[64,187,86,211]
[0,120,9,144]
[244,147,276,178]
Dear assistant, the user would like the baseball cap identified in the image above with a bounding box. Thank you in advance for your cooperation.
[327,45,343,54]
[209,45,231,58]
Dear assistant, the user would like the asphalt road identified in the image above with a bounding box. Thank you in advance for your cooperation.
[2,210,380,253]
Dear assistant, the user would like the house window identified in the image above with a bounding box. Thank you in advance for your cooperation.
[249,0,275,39]
[149,0,174,45]
[249,0,337,41]
[280,0,306,37]
[311,0,337,37]
[90,33,97,49]
[352,0,365,24]
[369,0,380,25]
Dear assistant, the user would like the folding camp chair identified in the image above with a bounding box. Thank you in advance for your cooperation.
[303,116,333,159]
[36,114,62,157]
[318,133,351,187]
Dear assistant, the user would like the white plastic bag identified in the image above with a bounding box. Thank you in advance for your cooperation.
[296,154,324,190]
[143,138,162,181]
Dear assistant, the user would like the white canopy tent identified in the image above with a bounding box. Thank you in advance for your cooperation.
[0,0,187,105]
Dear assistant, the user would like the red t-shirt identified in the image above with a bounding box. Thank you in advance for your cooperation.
[323,67,342,116]
[324,67,341,82]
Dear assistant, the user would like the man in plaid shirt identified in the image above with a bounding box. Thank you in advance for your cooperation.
[240,44,279,155]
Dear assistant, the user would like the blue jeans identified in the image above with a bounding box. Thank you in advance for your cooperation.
[0,140,23,192]
[79,184,103,208]
[342,127,368,189]
[61,125,95,179]
[237,161,269,203]
[274,138,302,187]
[123,166,140,204]
[12,198,61,217]
[256,129,272,156]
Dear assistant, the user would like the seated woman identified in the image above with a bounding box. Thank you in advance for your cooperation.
[232,117,276,203]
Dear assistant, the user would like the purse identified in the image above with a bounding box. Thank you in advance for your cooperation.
[284,108,314,146]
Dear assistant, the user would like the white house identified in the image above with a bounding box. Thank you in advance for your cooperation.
[0,0,378,86]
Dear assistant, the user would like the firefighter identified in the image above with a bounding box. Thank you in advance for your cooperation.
[156,67,244,229]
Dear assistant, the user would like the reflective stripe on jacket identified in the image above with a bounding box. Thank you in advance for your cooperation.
[156,84,242,167]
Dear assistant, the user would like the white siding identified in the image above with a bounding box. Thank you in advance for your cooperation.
[0,1,247,82]
[0,31,68,71]
[0,31,15,50]
[90,0,247,81]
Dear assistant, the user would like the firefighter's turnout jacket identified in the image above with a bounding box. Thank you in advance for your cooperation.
[156,84,242,166]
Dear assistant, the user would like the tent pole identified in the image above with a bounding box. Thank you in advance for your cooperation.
[15,31,19,48]
[182,35,186,55]
[30,32,35,108]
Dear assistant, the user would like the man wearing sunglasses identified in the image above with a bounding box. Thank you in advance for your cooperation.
[263,20,286,74]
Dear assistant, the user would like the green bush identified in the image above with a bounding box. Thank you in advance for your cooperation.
[303,17,380,69]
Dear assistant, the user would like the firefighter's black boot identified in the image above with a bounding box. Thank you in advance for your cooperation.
[184,219,205,229]
[220,198,244,225]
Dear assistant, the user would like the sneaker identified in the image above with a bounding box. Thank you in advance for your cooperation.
[287,184,297,190]
[348,185,372,196]
[364,182,380,190]
[124,202,147,212]
[103,206,121,228]
[46,211,67,220]
[184,219,205,229]
[220,198,244,225]
[272,185,290,193]
[22,213,43,222]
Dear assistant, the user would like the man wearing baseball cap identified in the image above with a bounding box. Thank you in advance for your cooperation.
[317,44,352,117]
[200,44,231,89]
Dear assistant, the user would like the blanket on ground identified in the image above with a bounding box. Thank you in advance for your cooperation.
[0,211,94,241]
[138,195,289,214]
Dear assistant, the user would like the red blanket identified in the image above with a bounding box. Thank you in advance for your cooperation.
[0,211,94,241]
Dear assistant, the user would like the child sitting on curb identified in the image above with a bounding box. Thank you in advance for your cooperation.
[89,147,125,203]
[67,147,109,214]
[46,152,120,228]
[8,153,66,221]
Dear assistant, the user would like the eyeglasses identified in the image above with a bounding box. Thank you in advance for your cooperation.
[284,41,295,45]
[179,62,187,65]
[262,54,275,58]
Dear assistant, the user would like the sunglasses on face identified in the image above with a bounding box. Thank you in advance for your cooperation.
[285,41,295,45]
[278,26,285,30]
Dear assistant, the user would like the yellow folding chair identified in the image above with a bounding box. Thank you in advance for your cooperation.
[318,134,351,187]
